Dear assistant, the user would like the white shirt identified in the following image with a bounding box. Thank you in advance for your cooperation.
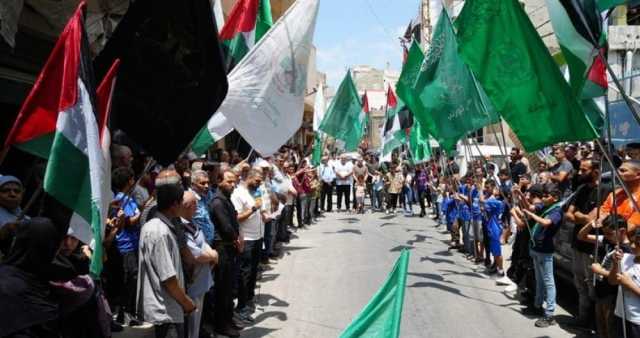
[334,161,354,186]
[318,163,336,183]
[231,184,263,241]
[615,253,640,325]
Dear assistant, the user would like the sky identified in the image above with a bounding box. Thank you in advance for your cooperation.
[314,0,421,89]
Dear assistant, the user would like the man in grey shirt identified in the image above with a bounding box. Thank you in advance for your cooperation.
[137,170,196,338]
[550,147,574,197]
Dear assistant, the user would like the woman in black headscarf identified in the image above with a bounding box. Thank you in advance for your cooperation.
[0,217,67,337]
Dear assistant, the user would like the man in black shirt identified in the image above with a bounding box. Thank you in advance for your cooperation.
[565,159,606,327]
[209,170,241,337]
[509,147,528,184]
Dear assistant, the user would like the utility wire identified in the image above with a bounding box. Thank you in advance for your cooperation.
[362,0,402,46]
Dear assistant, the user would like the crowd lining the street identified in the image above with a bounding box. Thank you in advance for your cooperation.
[5,140,640,338]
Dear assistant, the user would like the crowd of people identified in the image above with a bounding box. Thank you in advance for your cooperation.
[5,138,640,338]
[313,141,640,336]
[0,143,331,338]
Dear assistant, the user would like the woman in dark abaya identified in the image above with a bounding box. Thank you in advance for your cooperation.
[0,217,68,338]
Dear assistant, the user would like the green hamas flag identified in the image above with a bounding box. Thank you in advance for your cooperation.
[409,120,432,164]
[339,249,410,338]
[319,71,363,151]
[456,0,598,152]
[412,10,499,153]
[311,133,323,166]
[396,40,424,118]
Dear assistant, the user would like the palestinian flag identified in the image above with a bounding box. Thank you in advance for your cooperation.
[544,0,606,131]
[381,87,413,158]
[4,2,111,277]
[360,91,370,136]
[191,113,234,156]
[219,0,273,71]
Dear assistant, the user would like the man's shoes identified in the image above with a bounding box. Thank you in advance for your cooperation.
[128,318,143,327]
[521,306,544,317]
[215,326,241,337]
[504,283,518,293]
[110,321,124,333]
[496,275,512,286]
[535,316,557,328]
[115,311,125,325]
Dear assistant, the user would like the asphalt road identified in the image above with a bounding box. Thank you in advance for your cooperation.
[117,208,589,338]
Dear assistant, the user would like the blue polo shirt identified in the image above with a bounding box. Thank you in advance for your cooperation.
[443,197,458,224]
[483,197,504,240]
[114,192,140,254]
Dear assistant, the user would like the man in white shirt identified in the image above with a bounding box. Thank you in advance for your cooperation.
[231,169,264,322]
[333,155,354,211]
[318,156,335,212]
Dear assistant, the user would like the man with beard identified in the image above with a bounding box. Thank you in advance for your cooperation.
[210,170,241,337]
[231,169,264,324]
[565,159,606,328]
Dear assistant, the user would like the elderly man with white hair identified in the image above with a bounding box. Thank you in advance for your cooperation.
[180,191,218,338]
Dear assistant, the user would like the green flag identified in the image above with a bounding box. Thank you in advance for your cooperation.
[396,40,425,117]
[597,0,640,10]
[409,120,432,164]
[311,133,323,166]
[456,0,598,152]
[413,10,499,153]
[339,249,410,338]
[319,71,363,151]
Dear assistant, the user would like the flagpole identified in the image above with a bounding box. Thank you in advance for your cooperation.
[0,146,9,168]
[566,7,640,127]
[602,65,628,337]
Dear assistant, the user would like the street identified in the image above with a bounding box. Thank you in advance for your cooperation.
[117,208,585,338]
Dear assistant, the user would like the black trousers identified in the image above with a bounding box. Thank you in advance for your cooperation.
[213,242,238,330]
[321,182,333,211]
[155,323,184,338]
[336,184,351,210]
[417,190,428,214]
[237,239,262,311]
[387,193,399,209]
[153,323,185,338]
[121,251,138,316]
[277,205,293,242]
[295,196,303,227]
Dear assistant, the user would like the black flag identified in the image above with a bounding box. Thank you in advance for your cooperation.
[94,0,228,165]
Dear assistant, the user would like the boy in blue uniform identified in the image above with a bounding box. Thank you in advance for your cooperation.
[442,187,459,249]
[482,180,505,276]
[454,176,477,257]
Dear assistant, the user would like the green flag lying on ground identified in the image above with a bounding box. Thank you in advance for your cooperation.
[319,70,363,151]
[339,249,410,338]
[413,10,499,153]
[456,0,598,151]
